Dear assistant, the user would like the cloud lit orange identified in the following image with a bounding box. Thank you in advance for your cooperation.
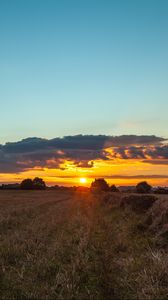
[0,135,167,186]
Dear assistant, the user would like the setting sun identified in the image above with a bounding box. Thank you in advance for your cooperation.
[79,177,87,184]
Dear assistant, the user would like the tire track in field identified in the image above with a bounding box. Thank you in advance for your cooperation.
[37,192,99,300]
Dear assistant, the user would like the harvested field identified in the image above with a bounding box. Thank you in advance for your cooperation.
[0,190,168,299]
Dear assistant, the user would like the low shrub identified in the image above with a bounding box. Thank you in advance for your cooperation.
[120,194,157,213]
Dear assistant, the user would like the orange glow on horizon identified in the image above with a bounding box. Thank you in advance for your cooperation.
[0,157,168,187]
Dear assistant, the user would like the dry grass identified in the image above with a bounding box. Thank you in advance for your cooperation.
[0,190,168,299]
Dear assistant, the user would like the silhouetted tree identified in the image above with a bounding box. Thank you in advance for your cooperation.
[90,178,109,193]
[20,179,34,190]
[136,181,152,194]
[110,184,119,192]
[33,177,46,190]
[20,177,46,190]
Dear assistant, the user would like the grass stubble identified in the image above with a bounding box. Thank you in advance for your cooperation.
[0,190,168,299]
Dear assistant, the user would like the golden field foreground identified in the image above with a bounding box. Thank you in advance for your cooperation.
[1,190,168,300]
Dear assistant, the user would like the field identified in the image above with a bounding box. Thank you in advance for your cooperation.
[0,190,168,300]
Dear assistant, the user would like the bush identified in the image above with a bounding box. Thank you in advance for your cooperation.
[90,178,109,193]
[20,179,34,190]
[110,185,120,192]
[120,194,157,213]
[102,193,122,206]
[136,181,152,194]
[33,177,46,190]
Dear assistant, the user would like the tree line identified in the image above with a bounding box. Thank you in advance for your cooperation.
[20,177,46,190]
[90,178,152,194]
[0,177,47,190]
[0,177,168,194]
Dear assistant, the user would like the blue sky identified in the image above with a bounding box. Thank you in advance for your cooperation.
[0,0,168,144]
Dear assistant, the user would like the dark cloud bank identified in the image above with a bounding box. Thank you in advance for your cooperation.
[0,135,167,173]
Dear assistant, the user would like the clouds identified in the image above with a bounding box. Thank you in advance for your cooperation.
[0,135,167,173]
[106,145,168,160]
[4,135,165,153]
